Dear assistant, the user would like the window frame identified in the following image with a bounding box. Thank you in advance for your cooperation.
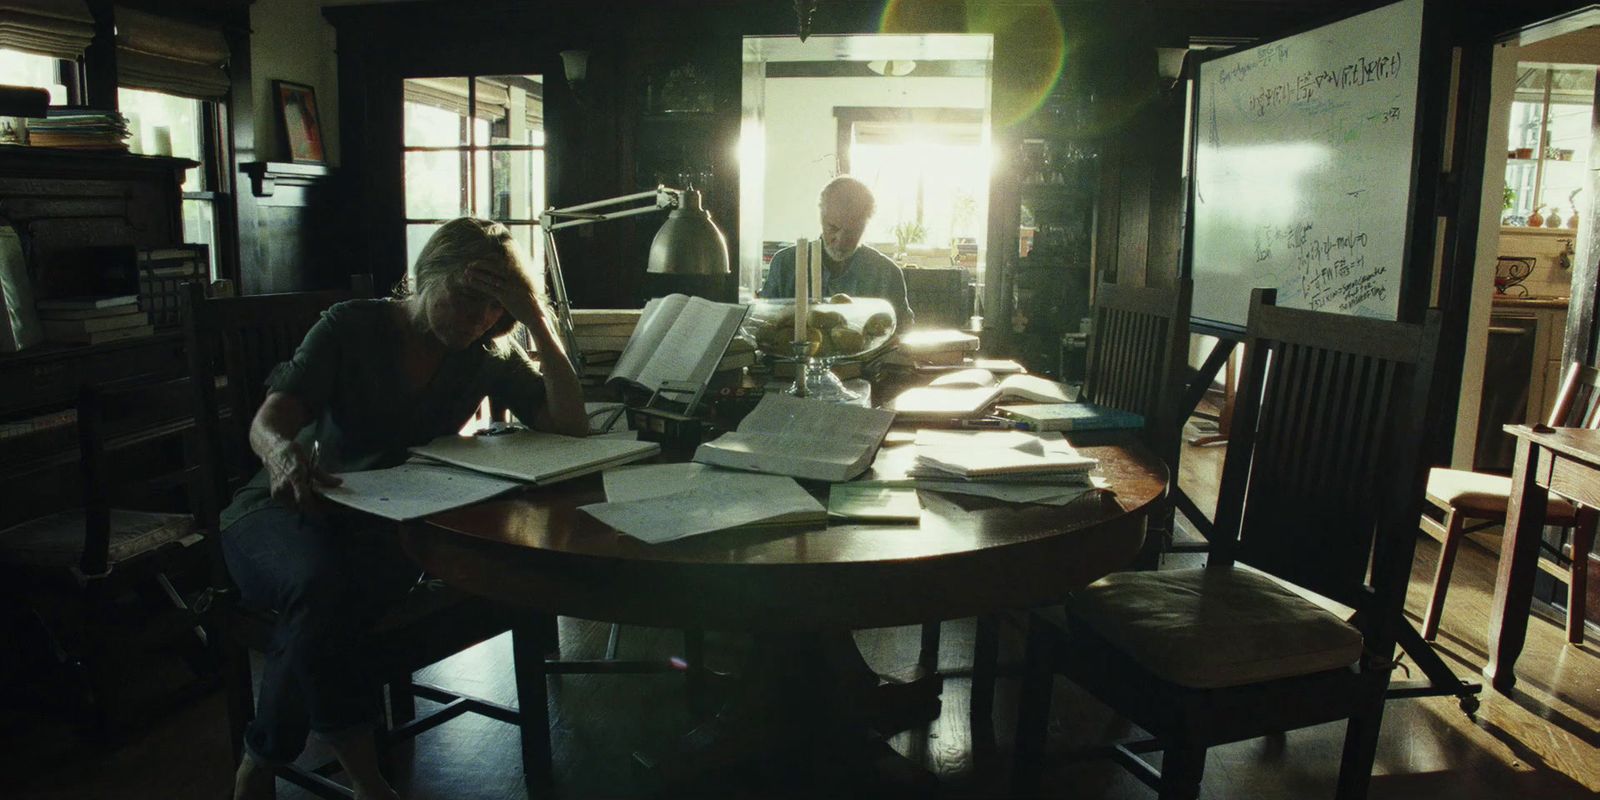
[401,75,547,258]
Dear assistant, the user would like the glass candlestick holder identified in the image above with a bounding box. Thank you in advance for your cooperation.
[785,341,860,402]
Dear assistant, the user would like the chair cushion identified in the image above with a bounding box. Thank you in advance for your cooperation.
[0,509,196,568]
[1425,467,1578,523]
[1066,566,1364,690]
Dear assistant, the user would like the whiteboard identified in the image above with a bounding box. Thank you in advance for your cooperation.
[1191,0,1424,329]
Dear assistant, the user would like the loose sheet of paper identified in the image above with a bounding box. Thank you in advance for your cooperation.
[585,463,826,544]
[322,461,521,521]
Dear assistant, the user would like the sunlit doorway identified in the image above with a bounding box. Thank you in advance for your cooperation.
[738,34,994,327]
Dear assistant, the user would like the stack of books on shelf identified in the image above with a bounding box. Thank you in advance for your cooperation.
[27,109,130,151]
[34,295,153,345]
[136,245,208,328]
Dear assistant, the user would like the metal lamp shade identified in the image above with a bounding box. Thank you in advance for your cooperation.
[646,190,729,275]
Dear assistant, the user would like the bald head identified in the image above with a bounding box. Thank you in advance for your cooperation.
[818,175,875,262]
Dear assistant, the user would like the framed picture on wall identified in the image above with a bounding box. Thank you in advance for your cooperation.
[273,80,325,164]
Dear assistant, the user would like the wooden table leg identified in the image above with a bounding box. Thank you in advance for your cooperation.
[1484,434,1550,694]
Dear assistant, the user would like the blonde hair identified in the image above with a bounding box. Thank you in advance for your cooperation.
[408,217,525,297]
[403,217,528,340]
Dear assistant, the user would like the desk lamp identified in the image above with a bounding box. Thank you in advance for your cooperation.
[540,185,729,371]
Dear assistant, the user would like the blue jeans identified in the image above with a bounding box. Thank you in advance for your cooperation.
[221,506,420,764]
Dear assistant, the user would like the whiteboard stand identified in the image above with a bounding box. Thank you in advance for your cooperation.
[1169,336,1241,550]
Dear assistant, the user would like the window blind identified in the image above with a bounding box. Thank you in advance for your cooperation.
[114,7,228,99]
[0,0,93,61]
[404,77,544,130]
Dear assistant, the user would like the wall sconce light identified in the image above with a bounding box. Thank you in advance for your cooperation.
[1156,47,1188,90]
[867,60,916,77]
[560,49,589,96]
[795,0,818,42]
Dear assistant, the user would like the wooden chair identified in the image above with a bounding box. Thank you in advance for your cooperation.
[932,279,1193,735]
[1419,362,1600,645]
[1013,289,1441,800]
[182,280,549,797]
[184,280,697,795]
[1081,279,1194,470]
[0,375,213,738]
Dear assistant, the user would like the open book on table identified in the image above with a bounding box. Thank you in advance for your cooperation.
[693,393,896,483]
[929,369,1077,403]
[888,371,1077,421]
[608,294,748,410]
[411,429,659,486]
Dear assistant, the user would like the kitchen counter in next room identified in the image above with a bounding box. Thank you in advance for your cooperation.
[1492,295,1569,309]
[1476,296,1570,472]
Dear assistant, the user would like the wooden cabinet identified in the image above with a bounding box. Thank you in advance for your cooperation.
[1522,304,1570,425]
[0,148,195,518]
[1001,94,1100,376]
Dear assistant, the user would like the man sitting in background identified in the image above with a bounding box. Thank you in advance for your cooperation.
[761,176,914,328]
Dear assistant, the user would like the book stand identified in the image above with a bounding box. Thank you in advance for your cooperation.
[627,379,710,451]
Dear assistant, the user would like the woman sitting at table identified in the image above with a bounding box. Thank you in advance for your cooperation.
[224,217,586,800]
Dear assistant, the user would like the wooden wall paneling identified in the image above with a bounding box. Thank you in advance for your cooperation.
[238,164,340,293]
[1145,85,1189,292]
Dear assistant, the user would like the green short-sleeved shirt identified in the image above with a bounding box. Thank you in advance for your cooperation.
[220,299,547,529]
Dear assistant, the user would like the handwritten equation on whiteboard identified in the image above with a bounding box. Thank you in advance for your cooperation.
[1189,0,1422,327]
[1254,222,1387,313]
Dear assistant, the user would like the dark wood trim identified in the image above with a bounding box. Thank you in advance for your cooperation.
[1431,39,1496,467]
[240,161,334,199]
[0,149,196,181]
[766,60,990,79]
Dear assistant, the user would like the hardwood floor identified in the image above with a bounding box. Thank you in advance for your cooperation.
[4,438,1597,799]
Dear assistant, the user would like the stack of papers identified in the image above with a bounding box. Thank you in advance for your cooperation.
[864,430,1108,506]
[912,429,1098,479]
[582,462,826,544]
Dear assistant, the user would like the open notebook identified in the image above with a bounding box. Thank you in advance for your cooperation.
[693,393,896,482]
[411,429,659,485]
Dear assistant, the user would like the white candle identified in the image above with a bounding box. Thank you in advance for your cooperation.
[811,242,823,298]
[794,238,809,343]
[149,125,172,157]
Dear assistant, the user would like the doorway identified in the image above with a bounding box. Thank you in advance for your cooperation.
[737,33,994,322]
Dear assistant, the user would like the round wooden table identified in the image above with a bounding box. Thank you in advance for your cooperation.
[400,438,1167,792]
[402,440,1168,633]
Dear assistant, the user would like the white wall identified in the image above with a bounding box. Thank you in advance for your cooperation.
[1454,44,1524,468]
[251,0,340,165]
[760,75,987,242]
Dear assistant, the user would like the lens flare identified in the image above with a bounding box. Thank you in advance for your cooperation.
[878,0,1065,127]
